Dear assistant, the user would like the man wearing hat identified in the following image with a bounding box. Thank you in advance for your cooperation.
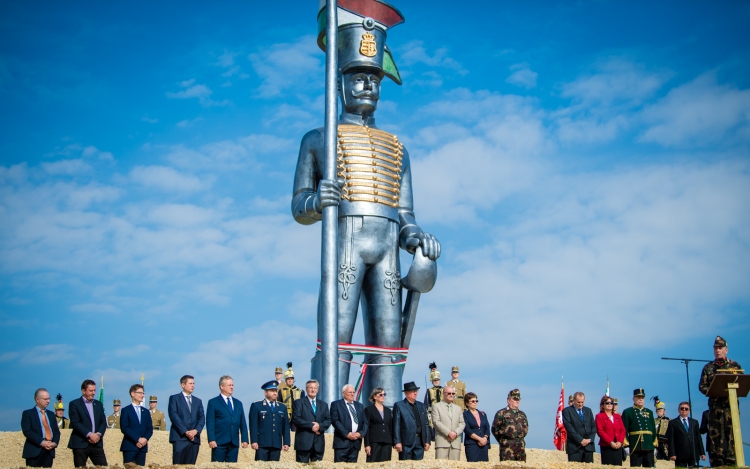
[424,362,442,441]
[393,382,431,460]
[278,362,305,427]
[330,384,368,462]
[492,389,529,461]
[562,391,596,463]
[621,388,656,467]
[54,394,69,429]
[698,335,743,467]
[652,396,669,460]
[446,366,467,410]
[149,395,167,431]
[249,380,291,461]
[293,0,441,406]
[568,395,574,407]
[106,399,121,429]
[274,367,283,384]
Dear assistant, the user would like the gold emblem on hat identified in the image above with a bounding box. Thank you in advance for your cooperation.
[360,32,377,57]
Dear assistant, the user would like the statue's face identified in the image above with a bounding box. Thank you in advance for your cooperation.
[341,70,381,115]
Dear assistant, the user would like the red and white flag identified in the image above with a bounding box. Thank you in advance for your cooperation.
[553,379,567,451]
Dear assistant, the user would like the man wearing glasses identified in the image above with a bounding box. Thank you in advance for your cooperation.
[666,402,705,467]
[431,385,465,460]
[119,384,153,466]
[492,389,529,461]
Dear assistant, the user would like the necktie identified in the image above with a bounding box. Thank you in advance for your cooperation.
[311,400,316,414]
[187,395,192,413]
[683,418,689,431]
[135,406,141,423]
[578,409,584,422]
[226,397,233,413]
[348,403,359,424]
[271,402,275,412]
[41,410,52,440]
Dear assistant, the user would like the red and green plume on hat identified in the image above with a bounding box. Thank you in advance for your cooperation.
[317,0,405,85]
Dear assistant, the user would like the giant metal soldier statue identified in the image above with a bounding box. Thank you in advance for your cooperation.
[292,0,440,407]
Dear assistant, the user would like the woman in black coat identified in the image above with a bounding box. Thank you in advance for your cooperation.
[463,392,491,462]
[364,387,393,462]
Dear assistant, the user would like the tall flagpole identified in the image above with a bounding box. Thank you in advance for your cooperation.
[321,0,339,410]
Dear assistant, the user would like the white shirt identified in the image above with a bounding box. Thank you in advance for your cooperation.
[221,394,233,407]
[344,400,358,433]
[130,403,142,423]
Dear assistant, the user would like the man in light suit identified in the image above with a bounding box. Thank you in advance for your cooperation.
[21,388,61,468]
[667,402,706,468]
[249,380,291,461]
[393,381,431,460]
[292,379,331,462]
[119,384,153,465]
[562,391,596,463]
[67,379,108,467]
[168,375,205,464]
[431,385,465,460]
[330,384,368,462]
[205,375,248,462]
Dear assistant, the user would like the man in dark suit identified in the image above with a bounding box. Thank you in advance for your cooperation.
[67,379,108,467]
[205,375,249,462]
[249,380,291,461]
[168,374,205,464]
[667,402,706,467]
[393,381,431,460]
[330,384,368,462]
[21,388,61,468]
[292,379,331,462]
[562,391,596,463]
[119,384,153,465]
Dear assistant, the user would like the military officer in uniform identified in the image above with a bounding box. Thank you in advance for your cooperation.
[149,396,167,431]
[622,388,656,467]
[698,335,743,467]
[445,366,467,410]
[568,395,574,407]
[54,394,69,429]
[274,367,283,387]
[492,389,528,461]
[107,399,121,429]
[278,362,305,428]
[652,396,669,460]
[249,381,291,461]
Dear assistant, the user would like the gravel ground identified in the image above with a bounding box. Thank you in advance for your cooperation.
[0,430,683,469]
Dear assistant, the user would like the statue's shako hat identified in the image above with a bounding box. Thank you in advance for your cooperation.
[317,0,405,84]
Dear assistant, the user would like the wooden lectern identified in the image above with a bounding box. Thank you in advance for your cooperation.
[706,372,750,467]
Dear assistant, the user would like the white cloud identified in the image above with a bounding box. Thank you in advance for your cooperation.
[41,159,91,175]
[506,62,538,89]
[397,40,467,75]
[639,72,750,147]
[0,344,76,364]
[70,303,120,314]
[248,36,322,98]
[129,165,209,192]
[166,79,230,107]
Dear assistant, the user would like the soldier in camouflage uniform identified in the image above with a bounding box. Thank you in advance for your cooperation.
[652,396,669,460]
[491,389,528,462]
[698,335,742,467]
[278,362,305,429]
[54,394,69,429]
[149,395,167,431]
[106,399,121,429]
[621,388,656,467]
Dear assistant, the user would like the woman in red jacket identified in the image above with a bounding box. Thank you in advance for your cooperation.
[595,395,625,465]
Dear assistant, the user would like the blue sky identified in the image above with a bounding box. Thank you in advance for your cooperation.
[1,0,749,450]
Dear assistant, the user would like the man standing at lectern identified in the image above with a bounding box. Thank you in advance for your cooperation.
[698,335,742,467]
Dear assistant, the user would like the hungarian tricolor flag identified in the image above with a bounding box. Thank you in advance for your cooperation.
[553,380,567,450]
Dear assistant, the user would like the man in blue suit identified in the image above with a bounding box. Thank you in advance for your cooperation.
[330,384,368,462]
[21,388,61,468]
[119,384,154,465]
[206,375,248,462]
[562,391,597,463]
[168,374,205,464]
[393,381,431,460]
[292,379,332,462]
[249,380,291,461]
[67,379,108,467]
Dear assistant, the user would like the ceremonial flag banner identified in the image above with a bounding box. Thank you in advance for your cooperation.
[553,382,567,451]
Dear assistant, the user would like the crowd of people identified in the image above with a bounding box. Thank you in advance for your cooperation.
[20,336,741,468]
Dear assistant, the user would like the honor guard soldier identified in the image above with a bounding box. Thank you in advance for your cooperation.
[698,335,743,467]
[249,380,291,461]
[54,394,69,429]
[149,396,167,431]
[274,367,283,385]
[107,399,121,429]
[424,363,442,440]
[622,388,656,467]
[652,396,669,460]
[446,366,467,410]
[568,395,574,407]
[492,389,529,461]
[278,362,305,427]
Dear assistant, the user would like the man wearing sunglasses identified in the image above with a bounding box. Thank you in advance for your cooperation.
[492,389,529,461]
[666,402,705,468]
[431,385,465,460]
